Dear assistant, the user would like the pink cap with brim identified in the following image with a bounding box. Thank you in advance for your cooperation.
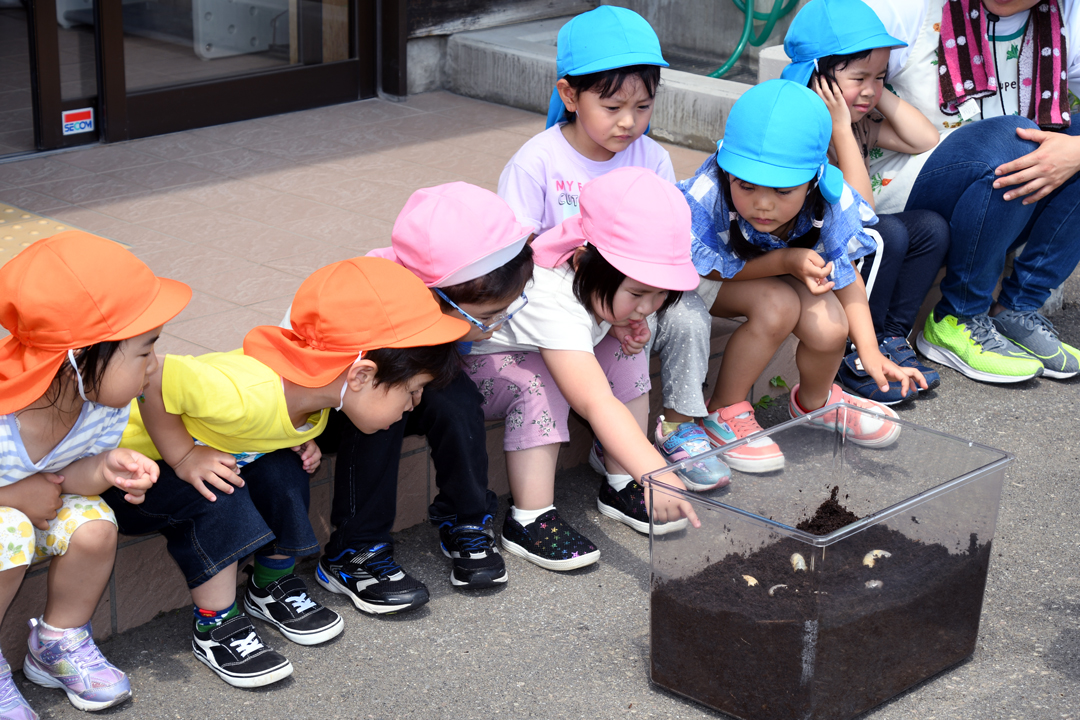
[531,167,699,292]
[369,182,534,288]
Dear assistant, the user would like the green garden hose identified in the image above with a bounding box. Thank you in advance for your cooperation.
[708,0,800,79]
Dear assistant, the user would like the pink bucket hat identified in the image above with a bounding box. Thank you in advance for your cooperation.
[368,182,533,288]
[531,167,698,291]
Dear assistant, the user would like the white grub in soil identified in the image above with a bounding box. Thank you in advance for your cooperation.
[863,549,892,568]
[791,553,808,572]
[768,584,788,597]
[865,580,884,590]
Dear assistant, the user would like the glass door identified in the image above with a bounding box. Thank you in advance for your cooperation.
[10,0,375,155]
[0,1,36,157]
[101,0,376,140]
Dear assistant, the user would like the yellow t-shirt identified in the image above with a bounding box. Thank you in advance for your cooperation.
[121,350,328,461]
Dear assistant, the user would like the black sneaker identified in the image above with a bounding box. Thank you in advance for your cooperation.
[315,544,429,615]
[242,567,344,646]
[597,479,689,536]
[191,614,293,688]
[439,516,508,589]
[500,508,600,571]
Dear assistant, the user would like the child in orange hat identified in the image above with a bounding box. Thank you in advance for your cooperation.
[312,181,533,613]
[105,257,467,689]
[0,231,191,716]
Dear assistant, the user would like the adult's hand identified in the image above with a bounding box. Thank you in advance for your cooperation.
[993,127,1080,204]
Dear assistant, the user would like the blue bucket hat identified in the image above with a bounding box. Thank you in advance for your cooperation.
[546,6,668,129]
[779,0,905,87]
[717,79,845,203]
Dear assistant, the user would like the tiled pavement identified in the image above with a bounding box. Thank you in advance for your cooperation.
[0,91,708,357]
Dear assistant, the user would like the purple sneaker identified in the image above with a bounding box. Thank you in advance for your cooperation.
[0,654,37,720]
[23,619,130,711]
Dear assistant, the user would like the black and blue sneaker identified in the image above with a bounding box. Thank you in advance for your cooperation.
[439,515,508,589]
[315,544,429,615]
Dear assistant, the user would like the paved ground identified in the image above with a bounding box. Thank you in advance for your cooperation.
[1,92,1078,719]
[13,283,1079,720]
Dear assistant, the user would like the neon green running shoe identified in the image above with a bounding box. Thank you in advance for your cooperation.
[916,312,1044,383]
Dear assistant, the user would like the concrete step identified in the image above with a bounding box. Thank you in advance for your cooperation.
[445,16,755,152]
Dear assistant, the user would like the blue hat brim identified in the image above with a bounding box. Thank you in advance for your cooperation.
[716,146,845,205]
[716,144,818,193]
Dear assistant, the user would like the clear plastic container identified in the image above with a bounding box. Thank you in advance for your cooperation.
[643,404,1011,720]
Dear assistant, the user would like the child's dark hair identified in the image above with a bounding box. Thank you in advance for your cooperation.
[366,344,462,391]
[570,244,682,316]
[39,341,121,409]
[809,49,879,89]
[437,244,534,308]
[720,172,827,261]
[562,65,662,124]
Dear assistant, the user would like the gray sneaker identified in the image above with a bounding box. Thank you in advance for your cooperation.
[991,309,1080,379]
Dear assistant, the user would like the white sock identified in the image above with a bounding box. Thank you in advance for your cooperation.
[511,504,555,526]
[606,473,633,492]
[37,617,68,641]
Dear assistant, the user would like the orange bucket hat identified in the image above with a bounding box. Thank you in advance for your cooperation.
[243,257,469,388]
[0,231,192,414]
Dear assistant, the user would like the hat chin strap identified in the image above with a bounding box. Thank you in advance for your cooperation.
[335,351,364,412]
[67,349,89,402]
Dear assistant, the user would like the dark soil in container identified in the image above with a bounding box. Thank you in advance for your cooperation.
[651,490,993,720]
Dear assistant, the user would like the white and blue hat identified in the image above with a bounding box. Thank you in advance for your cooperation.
[716,79,845,203]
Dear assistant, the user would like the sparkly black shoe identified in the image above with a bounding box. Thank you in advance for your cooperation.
[500,508,600,571]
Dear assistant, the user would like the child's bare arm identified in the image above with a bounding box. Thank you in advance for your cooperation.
[54,449,158,503]
[139,355,244,501]
[813,76,875,207]
[540,348,700,528]
[835,275,926,395]
[873,90,939,156]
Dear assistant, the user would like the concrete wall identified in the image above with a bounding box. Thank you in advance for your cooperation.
[600,0,810,63]
[410,0,812,101]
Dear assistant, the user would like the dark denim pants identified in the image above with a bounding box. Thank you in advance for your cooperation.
[103,448,319,589]
[906,114,1080,317]
[322,368,497,556]
[864,210,950,342]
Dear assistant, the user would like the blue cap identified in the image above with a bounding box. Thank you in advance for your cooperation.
[546,6,668,129]
[716,80,845,204]
[779,0,905,87]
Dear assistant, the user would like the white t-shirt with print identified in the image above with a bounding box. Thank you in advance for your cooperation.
[862,0,1080,212]
[498,124,676,236]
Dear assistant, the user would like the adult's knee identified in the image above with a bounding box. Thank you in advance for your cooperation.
[935,115,1040,172]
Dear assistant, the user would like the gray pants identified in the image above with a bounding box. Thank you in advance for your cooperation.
[651,290,713,418]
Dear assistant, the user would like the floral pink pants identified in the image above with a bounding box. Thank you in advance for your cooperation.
[465,335,651,451]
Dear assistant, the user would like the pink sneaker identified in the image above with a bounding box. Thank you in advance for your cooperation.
[700,401,785,473]
[788,383,901,448]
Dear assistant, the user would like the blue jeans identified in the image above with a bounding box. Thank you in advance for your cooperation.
[103,449,319,589]
[906,114,1080,317]
[322,369,497,555]
[865,210,950,341]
